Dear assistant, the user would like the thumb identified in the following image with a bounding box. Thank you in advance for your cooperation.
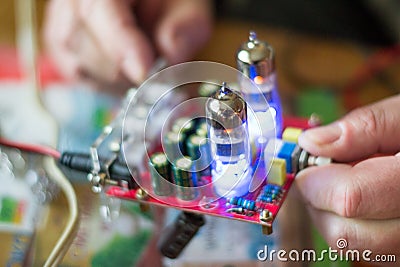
[298,95,400,162]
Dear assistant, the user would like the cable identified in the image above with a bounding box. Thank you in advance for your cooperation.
[0,137,61,159]
[42,157,79,267]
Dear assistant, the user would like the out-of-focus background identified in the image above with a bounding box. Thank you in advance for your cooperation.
[0,0,399,267]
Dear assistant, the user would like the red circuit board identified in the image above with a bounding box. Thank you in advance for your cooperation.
[106,117,311,234]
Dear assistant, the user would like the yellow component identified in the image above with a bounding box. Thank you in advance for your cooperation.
[282,127,303,144]
[268,158,287,186]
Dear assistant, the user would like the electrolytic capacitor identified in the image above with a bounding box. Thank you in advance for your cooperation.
[172,157,198,201]
[186,134,212,176]
[163,131,185,163]
[237,31,283,140]
[149,152,173,196]
[206,82,252,197]
[172,117,195,137]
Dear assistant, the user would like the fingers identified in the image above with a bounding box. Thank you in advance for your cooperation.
[44,0,212,86]
[307,206,400,263]
[155,0,213,64]
[43,0,82,79]
[78,0,154,84]
[298,94,400,162]
[296,155,400,219]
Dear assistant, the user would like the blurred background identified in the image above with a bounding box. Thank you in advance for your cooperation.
[0,0,399,266]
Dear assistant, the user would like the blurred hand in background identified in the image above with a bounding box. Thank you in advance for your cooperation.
[43,0,212,89]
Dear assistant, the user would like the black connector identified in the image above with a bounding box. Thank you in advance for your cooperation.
[158,212,206,259]
[59,152,137,189]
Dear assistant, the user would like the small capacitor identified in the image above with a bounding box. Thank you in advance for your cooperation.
[196,121,208,137]
[206,82,252,197]
[186,134,212,176]
[163,131,185,162]
[172,117,195,137]
[149,152,173,196]
[158,211,206,259]
[237,31,283,140]
[172,157,198,201]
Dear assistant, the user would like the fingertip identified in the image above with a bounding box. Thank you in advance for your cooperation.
[121,51,152,84]
[300,122,342,146]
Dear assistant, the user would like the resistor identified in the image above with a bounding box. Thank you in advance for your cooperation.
[228,197,256,211]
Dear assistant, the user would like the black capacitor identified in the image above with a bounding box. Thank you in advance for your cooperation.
[172,157,198,201]
[149,152,173,196]
[158,212,206,259]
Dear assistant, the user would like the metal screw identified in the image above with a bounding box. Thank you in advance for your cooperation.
[259,209,273,223]
[135,188,148,200]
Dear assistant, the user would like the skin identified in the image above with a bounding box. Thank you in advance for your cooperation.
[297,94,400,265]
[43,0,213,90]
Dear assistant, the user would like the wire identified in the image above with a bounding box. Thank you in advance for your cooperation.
[42,157,80,267]
[0,137,61,159]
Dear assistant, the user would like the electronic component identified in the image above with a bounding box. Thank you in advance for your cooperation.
[172,157,198,201]
[277,142,297,173]
[258,184,283,203]
[237,31,283,142]
[282,127,303,143]
[268,158,287,186]
[163,131,185,163]
[228,197,256,211]
[149,152,173,196]
[158,211,205,259]
[59,152,137,189]
[206,82,251,197]
[195,121,208,137]
[264,138,332,176]
[186,134,211,176]
[172,117,195,138]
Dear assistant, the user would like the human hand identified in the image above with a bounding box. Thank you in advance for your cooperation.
[43,0,212,89]
[296,95,400,265]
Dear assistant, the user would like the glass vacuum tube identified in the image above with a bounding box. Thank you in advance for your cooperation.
[206,82,252,198]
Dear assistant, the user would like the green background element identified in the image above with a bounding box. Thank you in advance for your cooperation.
[91,230,151,267]
[296,88,344,124]
[0,197,18,223]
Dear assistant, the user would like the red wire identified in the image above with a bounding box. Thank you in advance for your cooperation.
[0,137,61,159]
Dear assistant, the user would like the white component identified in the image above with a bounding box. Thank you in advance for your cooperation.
[315,156,332,166]
[212,159,251,198]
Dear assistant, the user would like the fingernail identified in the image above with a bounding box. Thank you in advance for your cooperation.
[396,152,400,157]
[301,122,342,145]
